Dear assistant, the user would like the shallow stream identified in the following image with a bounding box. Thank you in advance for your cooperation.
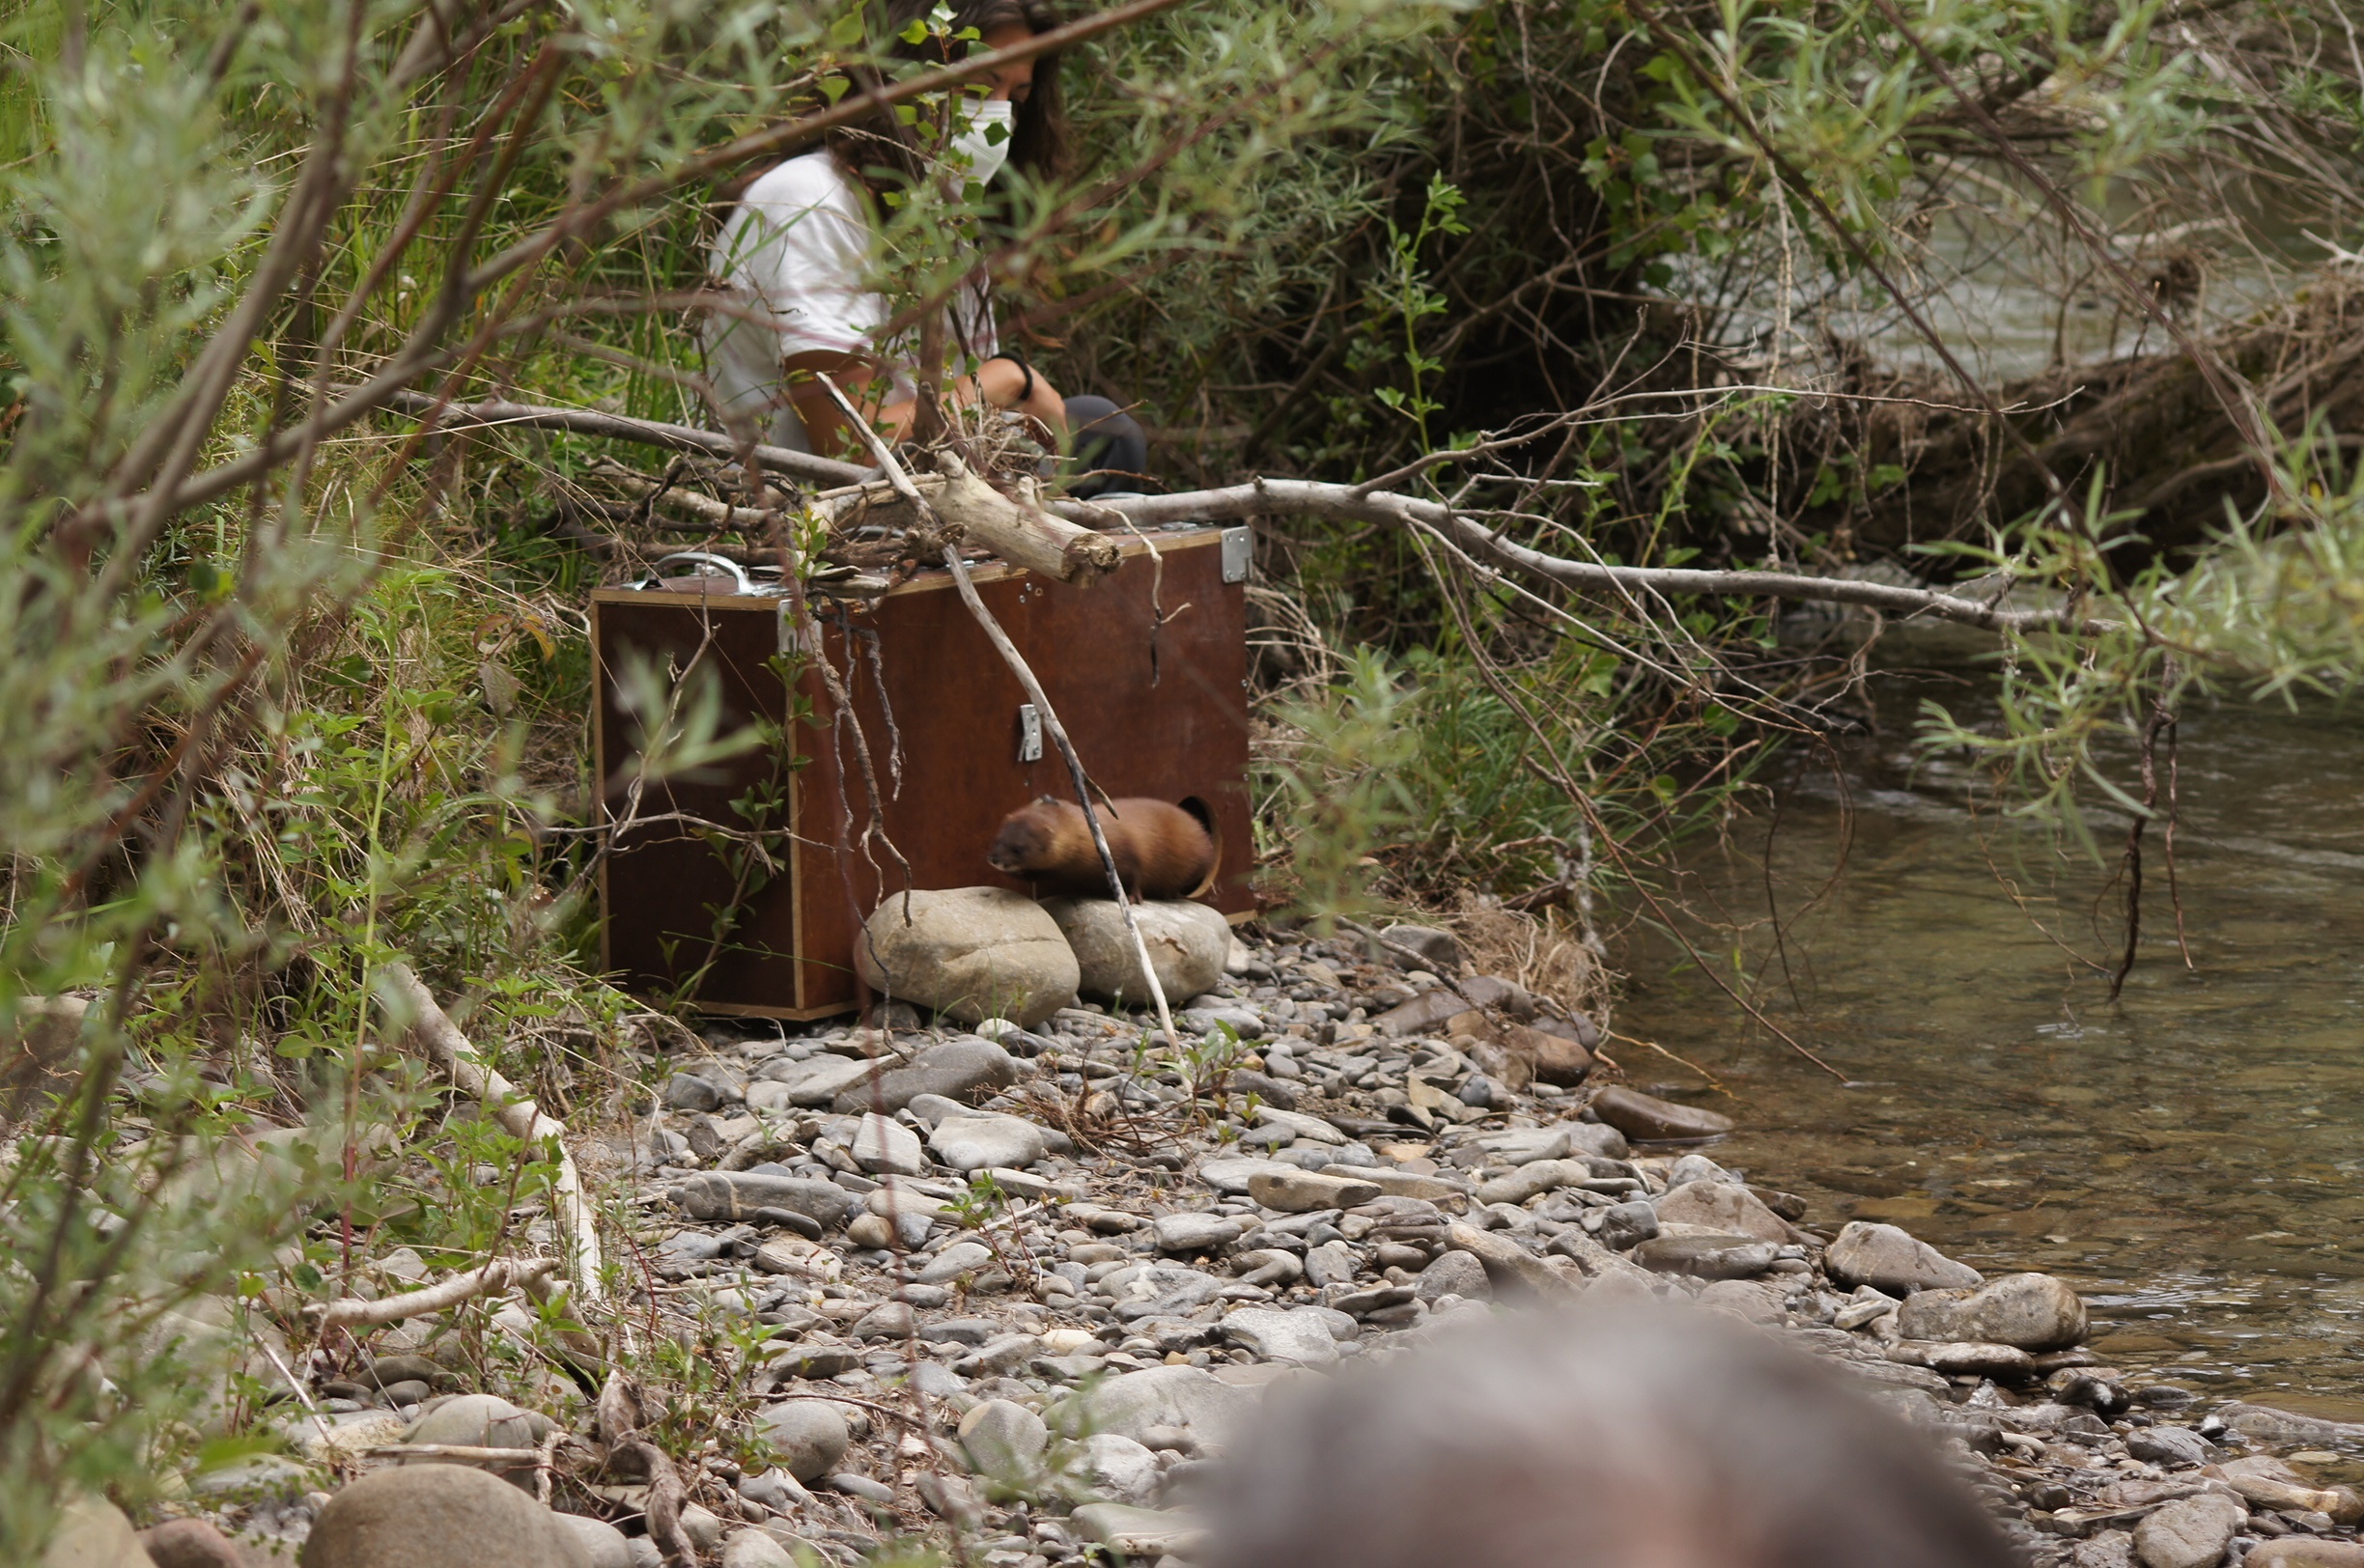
[1618,656,2364,1415]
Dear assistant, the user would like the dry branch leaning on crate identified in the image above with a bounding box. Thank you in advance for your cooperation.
[436,391,2103,633]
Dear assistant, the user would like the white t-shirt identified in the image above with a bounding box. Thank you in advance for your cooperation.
[705,152,997,452]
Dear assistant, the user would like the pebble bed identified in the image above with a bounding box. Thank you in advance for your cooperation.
[133,928,2364,1568]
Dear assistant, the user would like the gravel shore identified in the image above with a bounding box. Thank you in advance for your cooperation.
[116,925,2364,1568]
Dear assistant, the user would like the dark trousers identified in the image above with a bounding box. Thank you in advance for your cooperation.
[1062,394,1148,500]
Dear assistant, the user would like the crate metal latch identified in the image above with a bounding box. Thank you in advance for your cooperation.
[1221,526,1252,583]
[1017,703,1043,763]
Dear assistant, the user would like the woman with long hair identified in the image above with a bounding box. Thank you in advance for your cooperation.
[705,0,1146,493]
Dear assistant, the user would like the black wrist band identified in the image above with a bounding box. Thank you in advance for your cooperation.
[985,352,1033,404]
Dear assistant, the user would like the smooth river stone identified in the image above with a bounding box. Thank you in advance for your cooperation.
[1154,1214,1247,1255]
[1196,1157,1296,1195]
[853,887,1079,1026]
[298,1466,591,1568]
[1059,1365,1259,1447]
[851,1112,925,1176]
[928,1113,1047,1172]
[747,1054,879,1109]
[1824,1220,1983,1294]
[2131,1492,2245,1568]
[2209,1456,2364,1524]
[1221,1306,1341,1366]
[831,1037,1021,1113]
[959,1399,1050,1487]
[1895,1273,2087,1350]
[1360,1166,1471,1203]
[1372,989,1476,1039]
[1587,1085,1734,1142]
[1504,1019,1592,1086]
[2244,1542,2364,1567]
[1444,1221,1571,1296]
[2216,1401,2364,1443]
[1068,1503,1205,1560]
[1651,1179,1790,1244]
[1251,1105,1347,1146]
[1629,1232,1778,1279]
[1248,1168,1380,1212]
[755,1400,851,1482]
[1475,1159,1592,1207]
[1913,1340,2036,1377]
[671,1173,859,1230]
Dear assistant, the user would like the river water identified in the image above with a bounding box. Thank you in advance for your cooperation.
[1617,653,2364,1416]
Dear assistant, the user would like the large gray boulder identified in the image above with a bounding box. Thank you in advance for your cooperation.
[1040,898,1230,1008]
[856,887,1079,1025]
[298,1465,591,1568]
[1895,1273,2087,1350]
[1824,1221,1983,1294]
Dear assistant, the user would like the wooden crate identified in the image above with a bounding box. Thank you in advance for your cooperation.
[591,524,1253,1018]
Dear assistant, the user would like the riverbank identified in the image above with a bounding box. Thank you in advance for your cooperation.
[93,916,2364,1568]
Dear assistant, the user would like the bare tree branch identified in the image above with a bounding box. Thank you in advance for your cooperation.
[1069,483,2114,633]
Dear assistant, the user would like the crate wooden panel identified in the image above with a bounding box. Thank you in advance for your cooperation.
[592,525,1252,1018]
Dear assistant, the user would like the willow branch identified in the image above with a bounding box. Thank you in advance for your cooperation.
[378,962,603,1307]
[388,389,870,487]
[314,1257,555,1330]
[1067,483,2116,634]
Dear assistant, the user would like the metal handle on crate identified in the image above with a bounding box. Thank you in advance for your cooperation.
[650,551,755,595]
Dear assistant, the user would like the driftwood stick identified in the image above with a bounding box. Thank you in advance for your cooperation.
[808,375,1182,1050]
[379,962,604,1309]
[315,1257,556,1330]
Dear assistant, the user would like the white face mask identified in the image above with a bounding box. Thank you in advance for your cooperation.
[949,98,1015,186]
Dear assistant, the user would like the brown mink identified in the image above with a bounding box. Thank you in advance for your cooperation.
[987,796,1215,900]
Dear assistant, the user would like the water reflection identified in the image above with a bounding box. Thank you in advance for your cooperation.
[1618,658,2364,1406]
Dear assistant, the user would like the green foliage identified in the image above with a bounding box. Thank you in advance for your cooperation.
[1917,434,2364,857]
[0,0,1478,1548]
[1258,649,1422,930]
[1364,174,1471,448]
[5,0,2362,1549]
